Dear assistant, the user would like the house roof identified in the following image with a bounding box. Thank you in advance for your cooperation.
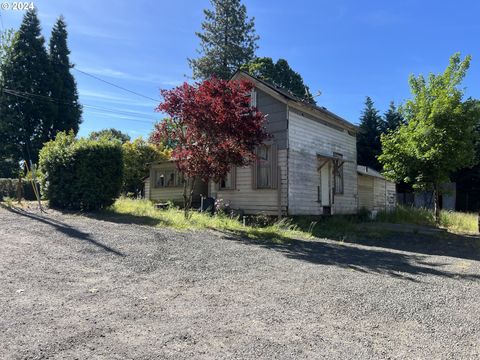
[232,70,358,132]
[357,165,385,179]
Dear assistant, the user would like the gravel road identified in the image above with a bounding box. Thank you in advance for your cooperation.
[1,205,480,359]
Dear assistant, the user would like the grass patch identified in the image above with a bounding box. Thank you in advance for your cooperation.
[376,205,478,234]
[104,198,310,242]
[439,210,478,234]
[101,199,478,243]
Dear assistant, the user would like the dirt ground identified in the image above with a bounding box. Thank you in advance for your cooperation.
[1,205,480,359]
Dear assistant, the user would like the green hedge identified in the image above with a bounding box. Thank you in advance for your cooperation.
[0,178,38,200]
[39,132,123,211]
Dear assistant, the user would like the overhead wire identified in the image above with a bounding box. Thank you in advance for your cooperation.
[3,88,159,124]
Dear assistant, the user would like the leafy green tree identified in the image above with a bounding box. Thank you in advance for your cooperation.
[382,101,404,133]
[122,137,170,197]
[49,16,82,134]
[0,9,55,170]
[379,53,478,221]
[189,0,259,80]
[241,57,315,104]
[357,97,385,170]
[89,128,131,143]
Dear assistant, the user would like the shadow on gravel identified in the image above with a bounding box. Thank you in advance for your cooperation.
[1,205,125,257]
[223,232,480,282]
[342,230,480,262]
[87,210,175,228]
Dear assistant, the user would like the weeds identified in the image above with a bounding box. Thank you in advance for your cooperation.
[104,199,478,244]
[106,198,309,242]
[376,205,478,234]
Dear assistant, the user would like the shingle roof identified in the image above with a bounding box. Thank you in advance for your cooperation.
[357,165,385,179]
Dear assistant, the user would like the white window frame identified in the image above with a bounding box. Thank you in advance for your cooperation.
[219,167,236,190]
[250,89,257,108]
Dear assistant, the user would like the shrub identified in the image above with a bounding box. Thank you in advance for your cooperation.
[39,132,123,210]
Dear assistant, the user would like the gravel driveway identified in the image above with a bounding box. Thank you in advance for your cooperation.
[1,205,480,359]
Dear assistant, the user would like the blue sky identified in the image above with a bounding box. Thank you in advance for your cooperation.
[2,0,480,139]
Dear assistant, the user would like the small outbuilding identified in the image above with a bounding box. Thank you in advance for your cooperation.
[357,165,396,213]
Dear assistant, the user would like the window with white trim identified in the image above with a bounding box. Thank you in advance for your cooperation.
[154,169,181,188]
[154,171,165,188]
[250,89,257,108]
[257,145,271,188]
[219,168,236,190]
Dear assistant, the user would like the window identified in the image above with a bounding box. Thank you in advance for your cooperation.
[250,89,257,108]
[333,152,344,194]
[254,144,277,189]
[175,171,184,187]
[154,169,182,188]
[219,168,236,190]
[257,145,271,188]
[155,171,165,188]
[165,171,176,187]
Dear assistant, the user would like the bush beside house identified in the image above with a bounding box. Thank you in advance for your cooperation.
[39,132,123,210]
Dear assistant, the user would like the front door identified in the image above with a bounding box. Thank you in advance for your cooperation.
[319,161,331,206]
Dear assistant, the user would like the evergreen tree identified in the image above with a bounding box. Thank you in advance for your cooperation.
[0,9,55,171]
[357,97,385,170]
[383,101,403,133]
[0,29,18,177]
[189,0,259,80]
[49,16,82,135]
[242,57,316,104]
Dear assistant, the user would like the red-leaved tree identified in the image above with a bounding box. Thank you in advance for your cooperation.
[151,77,269,216]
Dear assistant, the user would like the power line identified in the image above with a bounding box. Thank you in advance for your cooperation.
[72,67,160,103]
[3,88,158,124]
[49,59,160,103]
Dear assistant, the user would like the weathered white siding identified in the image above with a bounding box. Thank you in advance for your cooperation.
[288,109,358,215]
[358,175,374,210]
[358,174,396,212]
[209,149,288,215]
[144,178,150,200]
[385,181,396,211]
[149,162,207,205]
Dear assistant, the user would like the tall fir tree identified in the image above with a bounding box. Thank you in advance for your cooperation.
[49,16,82,135]
[189,0,259,80]
[357,96,385,170]
[0,9,55,173]
[0,29,18,176]
[383,101,403,133]
[241,57,315,104]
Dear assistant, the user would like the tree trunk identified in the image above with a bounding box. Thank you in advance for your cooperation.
[433,184,440,224]
[183,177,196,219]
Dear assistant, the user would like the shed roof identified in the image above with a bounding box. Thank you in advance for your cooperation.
[357,165,385,179]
